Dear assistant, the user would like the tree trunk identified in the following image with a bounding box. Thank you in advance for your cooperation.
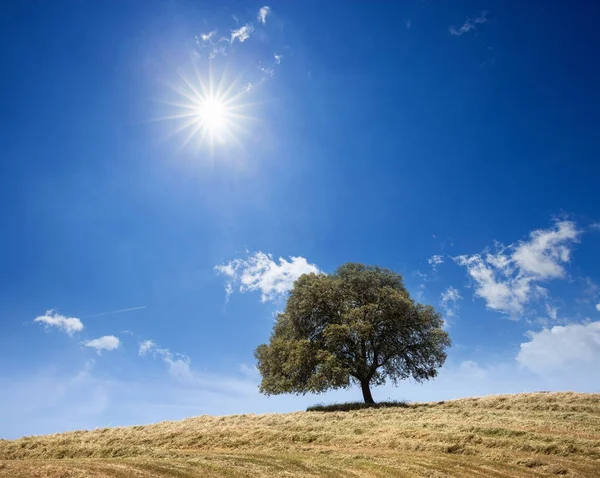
[360,380,375,404]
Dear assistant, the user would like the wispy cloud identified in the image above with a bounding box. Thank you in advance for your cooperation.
[138,339,155,355]
[138,340,259,397]
[258,6,271,25]
[191,6,286,85]
[84,335,120,354]
[215,251,321,303]
[231,24,254,43]
[34,311,84,336]
[454,220,581,318]
[139,340,193,382]
[440,286,462,321]
[545,304,558,322]
[200,31,216,42]
[457,360,487,380]
[596,303,600,312]
[428,254,445,271]
[449,11,488,36]
[406,19,411,29]
[415,254,445,282]
[239,363,259,378]
[415,283,426,302]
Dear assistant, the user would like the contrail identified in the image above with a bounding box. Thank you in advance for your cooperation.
[83,306,147,318]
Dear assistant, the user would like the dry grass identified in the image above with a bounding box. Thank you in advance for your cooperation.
[1,392,599,477]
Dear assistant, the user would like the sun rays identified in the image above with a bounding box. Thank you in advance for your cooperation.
[156,63,259,157]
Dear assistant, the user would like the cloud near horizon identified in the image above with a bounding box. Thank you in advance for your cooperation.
[4,347,594,440]
[517,321,600,379]
[215,251,321,303]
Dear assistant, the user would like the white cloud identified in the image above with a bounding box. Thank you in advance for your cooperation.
[138,339,156,355]
[231,24,254,43]
[516,321,600,378]
[215,251,321,303]
[139,340,193,382]
[454,220,581,318]
[34,311,84,336]
[428,254,444,270]
[406,19,411,29]
[274,53,282,64]
[200,31,216,42]
[258,6,271,25]
[545,304,558,322]
[415,254,445,282]
[596,303,600,312]
[449,11,488,36]
[512,221,579,278]
[84,336,120,353]
[440,286,462,320]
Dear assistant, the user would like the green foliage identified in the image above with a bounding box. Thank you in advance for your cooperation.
[255,263,451,403]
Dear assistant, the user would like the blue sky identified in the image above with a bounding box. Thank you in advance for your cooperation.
[1,1,600,438]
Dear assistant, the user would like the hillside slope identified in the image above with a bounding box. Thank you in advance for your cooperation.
[1,392,599,477]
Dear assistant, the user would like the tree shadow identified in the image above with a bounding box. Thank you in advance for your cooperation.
[306,400,410,412]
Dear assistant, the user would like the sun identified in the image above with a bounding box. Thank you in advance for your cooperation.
[157,63,256,154]
[197,97,226,132]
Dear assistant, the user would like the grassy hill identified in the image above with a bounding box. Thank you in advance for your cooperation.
[1,392,599,477]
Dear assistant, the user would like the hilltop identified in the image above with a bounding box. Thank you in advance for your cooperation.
[1,392,599,477]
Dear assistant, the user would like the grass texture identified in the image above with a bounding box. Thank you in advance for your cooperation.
[1,392,599,477]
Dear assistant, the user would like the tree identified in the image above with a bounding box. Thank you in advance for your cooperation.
[255,263,450,404]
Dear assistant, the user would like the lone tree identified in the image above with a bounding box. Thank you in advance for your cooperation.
[255,263,450,404]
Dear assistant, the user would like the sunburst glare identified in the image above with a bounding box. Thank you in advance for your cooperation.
[157,62,258,156]
[199,98,226,132]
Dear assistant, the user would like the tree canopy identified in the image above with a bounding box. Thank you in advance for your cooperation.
[255,263,451,403]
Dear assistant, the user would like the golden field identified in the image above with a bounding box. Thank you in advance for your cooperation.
[1,392,599,477]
